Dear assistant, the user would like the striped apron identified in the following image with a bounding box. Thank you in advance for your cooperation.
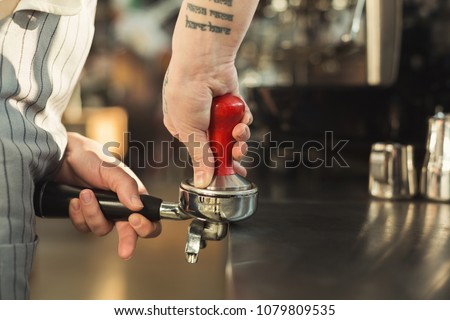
[0,0,96,299]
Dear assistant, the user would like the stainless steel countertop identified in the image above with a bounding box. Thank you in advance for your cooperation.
[226,167,450,299]
[32,144,450,299]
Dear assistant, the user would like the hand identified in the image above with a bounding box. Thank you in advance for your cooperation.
[53,132,161,260]
[162,61,252,189]
[162,0,258,188]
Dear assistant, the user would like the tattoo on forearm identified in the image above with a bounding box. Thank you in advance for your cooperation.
[184,0,233,34]
[185,15,208,31]
[210,9,233,21]
[209,0,232,7]
[185,15,231,34]
[187,3,207,15]
[208,21,231,34]
[186,3,232,21]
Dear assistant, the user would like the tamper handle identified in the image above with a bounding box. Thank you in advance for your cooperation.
[209,94,245,176]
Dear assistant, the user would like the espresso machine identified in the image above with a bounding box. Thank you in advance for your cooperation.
[237,0,403,89]
[233,0,450,172]
[227,0,405,188]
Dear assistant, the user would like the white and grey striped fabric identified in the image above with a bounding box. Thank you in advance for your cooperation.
[0,1,96,299]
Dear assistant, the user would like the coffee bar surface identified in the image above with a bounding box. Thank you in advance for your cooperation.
[226,164,450,299]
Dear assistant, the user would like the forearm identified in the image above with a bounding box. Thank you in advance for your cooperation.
[170,0,259,78]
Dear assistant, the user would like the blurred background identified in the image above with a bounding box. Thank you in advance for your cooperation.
[31,0,450,299]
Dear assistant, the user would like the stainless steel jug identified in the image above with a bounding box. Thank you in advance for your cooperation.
[421,113,450,201]
[369,143,417,199]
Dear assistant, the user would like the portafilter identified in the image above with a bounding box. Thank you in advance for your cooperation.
[34,94,258,263]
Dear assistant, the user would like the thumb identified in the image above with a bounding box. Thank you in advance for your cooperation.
[99,164,144,212]
[180,130,214,189]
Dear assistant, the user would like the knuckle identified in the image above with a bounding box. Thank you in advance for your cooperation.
[92,224,111,237]
[76,224,91,234]
[82,205,98,220]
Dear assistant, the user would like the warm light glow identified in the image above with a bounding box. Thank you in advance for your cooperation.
[85,106,128,160]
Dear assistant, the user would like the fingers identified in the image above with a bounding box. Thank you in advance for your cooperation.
[233,160,247,177]
[177,114,250,187]
[68,190,113,236]
[232,141,248,161]
[116,216,162,260]
[121,166,149,195]
[69,191,162,260]
[100,165,145,212]
[69,198,89,233]
[115,221,137,260]
[230,91,253,126]
[128,214,162,238]
[242,104,253,126]
[168,123,215,188]
[100,162,165,259]
[232,123,251,142]
[180,130,215,189]
[232,123,250,162]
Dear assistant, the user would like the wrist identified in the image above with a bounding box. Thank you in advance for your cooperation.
[166,57,238,98]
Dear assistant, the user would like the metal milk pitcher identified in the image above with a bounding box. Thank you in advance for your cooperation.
[369,143,417,199]
[421,113,450,201]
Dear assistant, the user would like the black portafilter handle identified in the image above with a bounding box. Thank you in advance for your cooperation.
[34,181,162,222]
